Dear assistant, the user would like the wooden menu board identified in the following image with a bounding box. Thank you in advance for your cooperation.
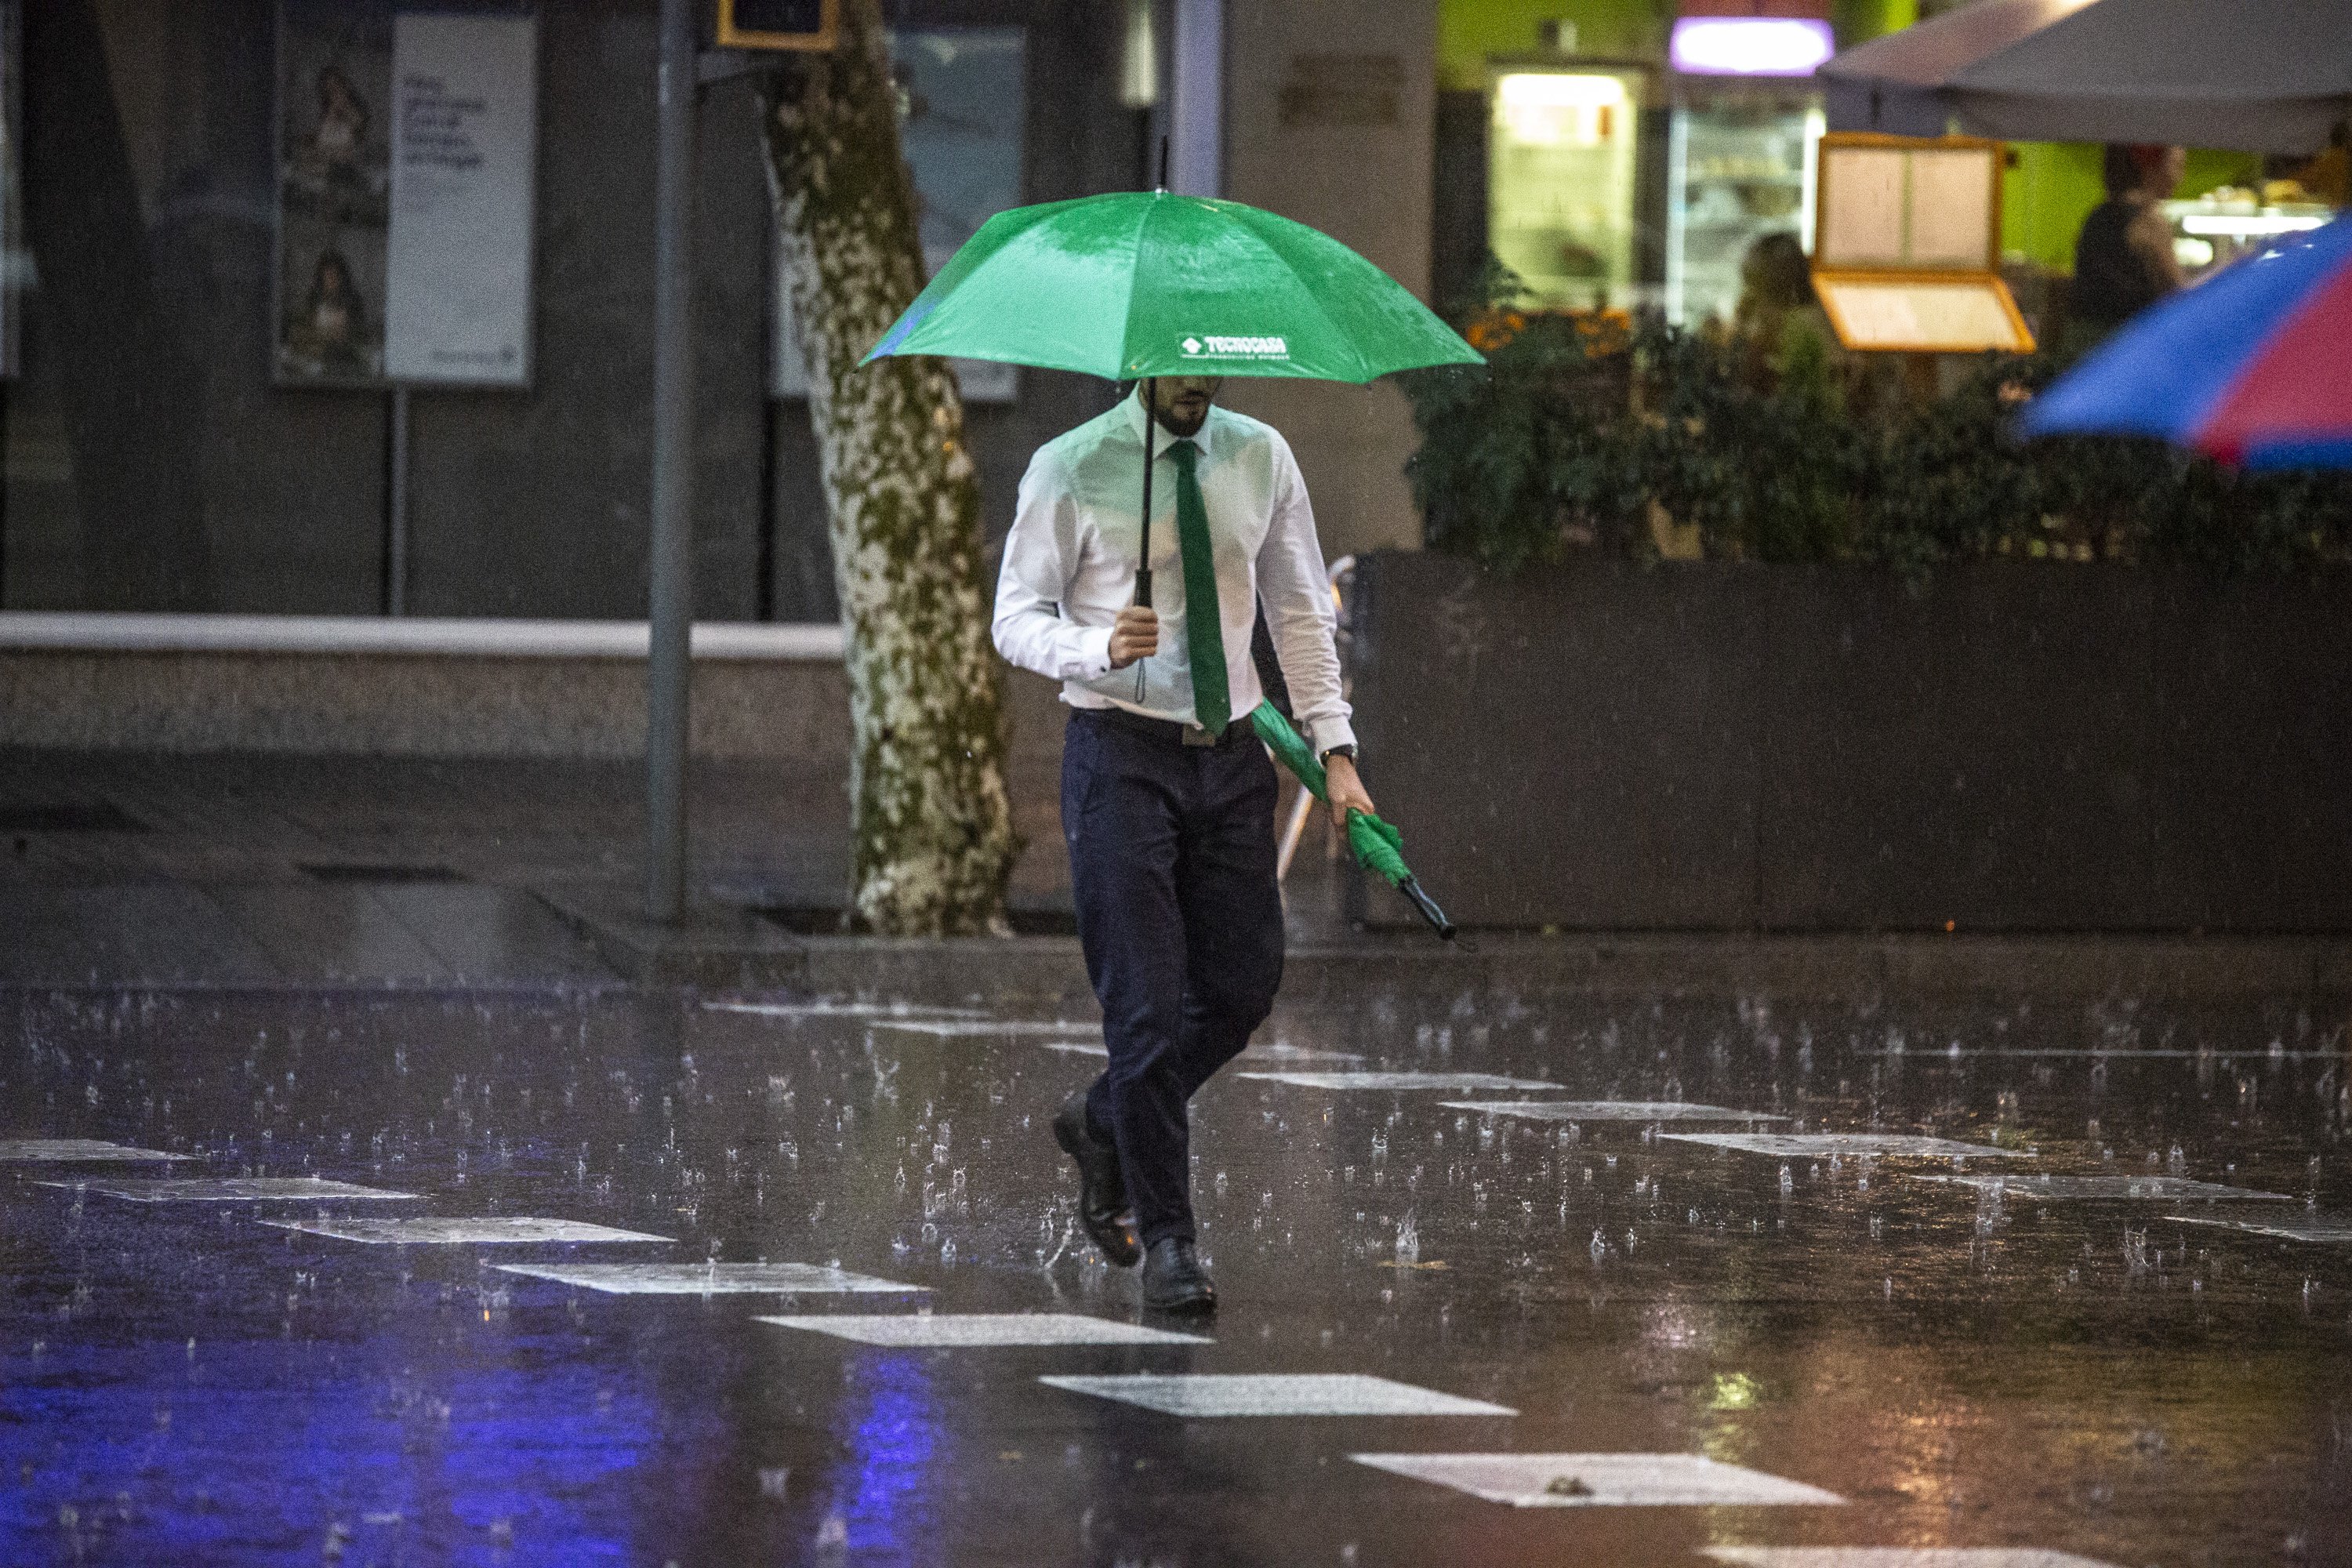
[1811,132,2032,354]
[1815,273,2034,354]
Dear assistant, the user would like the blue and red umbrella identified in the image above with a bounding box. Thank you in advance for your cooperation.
[2020,212,2352,468]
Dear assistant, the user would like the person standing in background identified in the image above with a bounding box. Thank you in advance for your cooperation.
[2068,143,2187,347]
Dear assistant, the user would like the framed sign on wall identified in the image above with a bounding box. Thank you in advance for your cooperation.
[272,0,539,390]
[718,0,840,51]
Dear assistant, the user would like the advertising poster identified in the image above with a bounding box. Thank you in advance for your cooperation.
[274,0,394,385]
[274,2,537,390]
[775,27,1025,401]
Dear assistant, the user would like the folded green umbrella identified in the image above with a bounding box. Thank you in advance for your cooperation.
[1250,702,1454,942]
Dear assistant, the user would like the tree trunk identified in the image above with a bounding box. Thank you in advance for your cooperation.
[759,0,1017,936]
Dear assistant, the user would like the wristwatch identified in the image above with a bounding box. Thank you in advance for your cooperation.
[1320,744,1357,764]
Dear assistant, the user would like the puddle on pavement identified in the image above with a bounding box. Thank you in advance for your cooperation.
[2,985,2347,1564]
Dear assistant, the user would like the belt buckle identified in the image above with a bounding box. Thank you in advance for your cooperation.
[1181,723,1217,747]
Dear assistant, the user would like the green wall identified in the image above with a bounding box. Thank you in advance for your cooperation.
[2004,144,2266,271]
[1439,0,1916,89]
[1438,0,1669,89]
[1441,0,2268,274]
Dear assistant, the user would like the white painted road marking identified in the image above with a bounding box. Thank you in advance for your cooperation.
[1351,1452,1844,1507]
[1040,1374,1514,1417]
[1914,1174,2292,1203]
[1052,1043,1367,1062]
[263,1218,672,1244]
[1660,1132,2026,1160]
[499,1262,923,1294]
[1705,1549,2127,1568]
[760,1313,1209,1346]
[1237,1073,1557,1092]
[875,1020,1103,1039]
[1443,1101,1785,1123]
[699,1000,983,1019]
[2166,1212,2352,1243]
[44,1177,419,1202]
[0,1139,190,1163]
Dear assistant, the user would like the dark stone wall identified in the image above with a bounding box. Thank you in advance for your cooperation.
[2,0,1135,620]
[1348,551,2352,934]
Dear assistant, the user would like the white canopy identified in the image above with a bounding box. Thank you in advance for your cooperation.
[1822,0,2352,154]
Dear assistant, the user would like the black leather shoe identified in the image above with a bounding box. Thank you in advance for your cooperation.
[1053,1095,1141,1267]
[1141,1237,1216,1314]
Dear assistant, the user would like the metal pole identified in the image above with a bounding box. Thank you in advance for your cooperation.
[644,0,697,921]
[385,386,410,615]
[1167,0,1222,198]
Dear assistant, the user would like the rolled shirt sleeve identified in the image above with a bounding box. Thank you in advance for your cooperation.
[993,448,1116,684]
[1254,435,1356,755]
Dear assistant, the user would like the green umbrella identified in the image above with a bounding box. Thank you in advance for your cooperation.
[864,191,1483,383]
[864,190,1482,611]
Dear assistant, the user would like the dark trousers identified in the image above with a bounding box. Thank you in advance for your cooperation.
[1063,709,1284,1249]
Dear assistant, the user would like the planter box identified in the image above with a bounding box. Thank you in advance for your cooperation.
[1347,551,2352,933]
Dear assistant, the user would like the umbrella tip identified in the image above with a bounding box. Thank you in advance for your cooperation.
[1155,133,1170,194]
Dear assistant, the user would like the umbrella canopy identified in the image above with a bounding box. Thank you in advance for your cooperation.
[1822,0,2087,138]
[864,190,1482,383]
[2018,214,2352,467]
[1823,0,2352,154]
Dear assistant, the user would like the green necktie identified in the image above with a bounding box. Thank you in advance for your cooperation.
[1167,439,1229,733]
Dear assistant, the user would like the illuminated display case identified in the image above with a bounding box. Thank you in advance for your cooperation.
[2160,194,2334,278]
[1486,64,1648,309]
[1666,89,1824,327]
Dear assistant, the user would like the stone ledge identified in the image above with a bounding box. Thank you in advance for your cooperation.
[534,901,2352,1012]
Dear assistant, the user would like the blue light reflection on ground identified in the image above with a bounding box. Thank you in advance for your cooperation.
[831,1352,945,1565]
[0,1323,665,1564]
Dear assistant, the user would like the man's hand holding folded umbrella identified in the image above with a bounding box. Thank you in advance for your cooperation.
[1323,753,1376,832]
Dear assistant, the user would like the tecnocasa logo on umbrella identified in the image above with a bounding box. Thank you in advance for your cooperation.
[1181,334,1288,359]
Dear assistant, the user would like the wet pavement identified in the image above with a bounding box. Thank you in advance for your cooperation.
[5,986,2350,1566]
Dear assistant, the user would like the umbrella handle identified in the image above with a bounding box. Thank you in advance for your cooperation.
[1396,875,1457,942]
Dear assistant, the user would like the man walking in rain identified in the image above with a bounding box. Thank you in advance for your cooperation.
[993,376,1373,1312]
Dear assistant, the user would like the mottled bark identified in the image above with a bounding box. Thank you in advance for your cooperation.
[760,0,1017,936]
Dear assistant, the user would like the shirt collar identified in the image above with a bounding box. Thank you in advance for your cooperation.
[1124,385,1216,460]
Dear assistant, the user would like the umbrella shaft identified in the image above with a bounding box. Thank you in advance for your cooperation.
[1133,377,1156,700]
[1135,378,1156,608]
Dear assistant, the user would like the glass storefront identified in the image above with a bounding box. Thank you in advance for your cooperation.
[1486,65,1646,309]
[1666,87,1824,328]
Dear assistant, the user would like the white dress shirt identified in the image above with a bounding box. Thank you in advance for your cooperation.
[993,390,1356,754]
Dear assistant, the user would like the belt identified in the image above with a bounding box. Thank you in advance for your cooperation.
[1073,706,1254,749]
